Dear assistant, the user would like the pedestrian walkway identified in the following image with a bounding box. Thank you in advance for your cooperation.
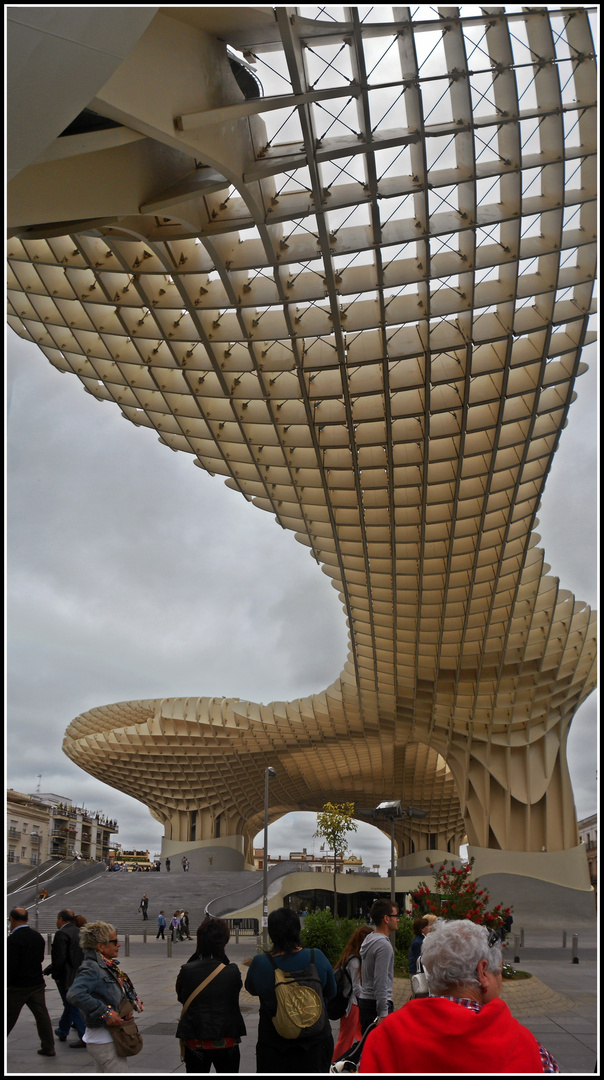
[6,929,597,1074]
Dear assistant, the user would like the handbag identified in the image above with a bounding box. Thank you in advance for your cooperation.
[409,955,430,999]
[109,997,143,1057]
[178,963,226,1061]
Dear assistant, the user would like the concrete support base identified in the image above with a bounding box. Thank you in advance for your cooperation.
[467,845,596,927]
[160,835,247,871]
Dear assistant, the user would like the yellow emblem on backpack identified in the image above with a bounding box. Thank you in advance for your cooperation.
[272,967,323,1038]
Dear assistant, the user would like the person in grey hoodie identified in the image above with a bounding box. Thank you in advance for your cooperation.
[358,898,400,1034]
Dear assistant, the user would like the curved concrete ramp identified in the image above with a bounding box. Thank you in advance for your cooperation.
[477,873,597,929]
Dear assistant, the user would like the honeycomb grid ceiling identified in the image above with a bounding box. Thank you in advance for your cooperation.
[7,5,597,856]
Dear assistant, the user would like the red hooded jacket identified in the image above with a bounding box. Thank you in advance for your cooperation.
[359,997,545,1073]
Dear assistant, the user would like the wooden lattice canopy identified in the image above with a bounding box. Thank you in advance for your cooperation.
[7,6,597,861]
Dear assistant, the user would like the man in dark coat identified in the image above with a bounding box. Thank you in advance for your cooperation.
[139,893,149,920]
[7,907,55,1057]
[45,909,86,1046]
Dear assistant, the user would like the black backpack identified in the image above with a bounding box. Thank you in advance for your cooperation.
[326,955,357,1021]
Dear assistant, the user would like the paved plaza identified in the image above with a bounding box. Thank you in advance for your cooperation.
[6,927,597,1075]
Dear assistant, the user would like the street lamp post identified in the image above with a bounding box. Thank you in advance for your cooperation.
[32,833,41,929]
[358,800,428,945]
[262,766,277,947]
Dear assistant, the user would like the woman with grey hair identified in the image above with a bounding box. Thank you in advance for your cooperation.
[359,919,559,1074]
[67,921,143,1072]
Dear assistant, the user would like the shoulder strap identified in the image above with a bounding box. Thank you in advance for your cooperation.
[180,963,226,1019]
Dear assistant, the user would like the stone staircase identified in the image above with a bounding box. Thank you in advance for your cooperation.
[10,862,261,935]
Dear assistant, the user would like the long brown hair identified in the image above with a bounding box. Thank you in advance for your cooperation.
[335,924,373,970]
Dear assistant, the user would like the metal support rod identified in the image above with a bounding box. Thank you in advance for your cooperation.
[390,817,397,948]
[390,818,396,907]
[34,853,40,931]
[571,934,579,963]
[513,933,520,963]
[124,933,130,957]
[262,766,276,948]
[562,930,567,948]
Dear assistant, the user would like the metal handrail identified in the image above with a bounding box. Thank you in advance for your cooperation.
[205,860,312,918]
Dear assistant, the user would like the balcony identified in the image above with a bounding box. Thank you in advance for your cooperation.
[8,828,22,840]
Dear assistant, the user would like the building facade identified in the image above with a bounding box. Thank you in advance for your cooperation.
[7,8,597,906]
[7,790,50,867]
[6,789,118,865]
[252,847,376,875]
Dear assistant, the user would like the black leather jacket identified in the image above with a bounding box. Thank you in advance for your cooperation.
[176,953,246,1041]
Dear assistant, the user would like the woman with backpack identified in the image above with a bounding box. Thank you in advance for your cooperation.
[331,924,373,1062]
[245,907,336,1073]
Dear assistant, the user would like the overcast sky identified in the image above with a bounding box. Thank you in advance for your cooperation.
[6,324,598,869]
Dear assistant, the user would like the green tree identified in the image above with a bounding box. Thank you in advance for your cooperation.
[314,802,358,917]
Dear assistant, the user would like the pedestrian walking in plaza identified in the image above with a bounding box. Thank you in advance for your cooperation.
[358,920,559,1074]
[44,908,86,1047]
[67,921,144,1073]
[331,923,373,1062]
[358,899,399,1033]
[176,916,246,1073]
[170,913,181,942]
[182,855,187,872]
[139,894,149,921]
[7,907,56,1058]
[245,906,336,1073]
[165,858,171,872]
[157,911,166,940]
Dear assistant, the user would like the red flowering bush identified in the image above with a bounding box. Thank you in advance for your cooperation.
[411,856,511,931]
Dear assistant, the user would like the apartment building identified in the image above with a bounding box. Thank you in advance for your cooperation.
[7,789,118,865]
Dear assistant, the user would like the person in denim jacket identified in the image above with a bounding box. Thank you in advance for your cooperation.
[67,921,143,1073]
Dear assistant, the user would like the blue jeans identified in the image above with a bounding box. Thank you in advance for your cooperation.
[56,982,85,1038]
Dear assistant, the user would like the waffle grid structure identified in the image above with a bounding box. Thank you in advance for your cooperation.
[7,6,597,863]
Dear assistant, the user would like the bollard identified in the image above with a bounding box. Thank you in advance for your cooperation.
[520,927,524,947]
[124,934,130,957]
[167,935,172,958]
[235,926,239,945]
[562,930,567,948]
[143,930,147,944]
[47,933,53,952]
[571,934,579,963]
[513,933,520,963]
